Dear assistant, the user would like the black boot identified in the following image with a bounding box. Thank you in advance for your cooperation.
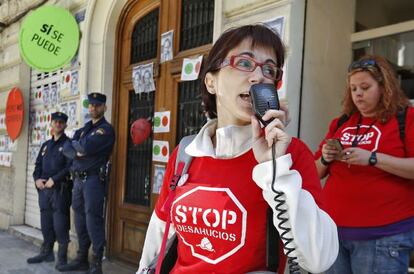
[57,250,89,272]
[87,254,103,274]
[55,243,68,270]
[27,242,55,264]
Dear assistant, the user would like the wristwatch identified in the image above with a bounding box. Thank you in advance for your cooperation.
[369,151,377,166]
[320,155,331,166]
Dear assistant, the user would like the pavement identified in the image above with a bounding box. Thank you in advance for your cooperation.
[0,229,135,274]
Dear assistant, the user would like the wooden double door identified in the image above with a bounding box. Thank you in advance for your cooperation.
[108,0,214,264]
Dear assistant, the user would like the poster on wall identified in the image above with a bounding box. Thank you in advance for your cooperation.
[60,102,68,117]
[132,65,143,94]
[152,140,169,163]
[31,86,44,105]
[141,63,156,93]
[42,84,50,106]
[50,82,59,106]
[68,101,78,127]
[71,70,79,96]
[153,111,170,133]
[152,164,166,194]
[264,16,285,39]
[160,30,174,63]
[181,56,203,81]
[0,152,12,167]
[0,112,5,130]
[81,95,91,123]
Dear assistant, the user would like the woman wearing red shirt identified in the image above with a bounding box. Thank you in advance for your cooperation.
[138,24,338,274]
[315,55,414,274]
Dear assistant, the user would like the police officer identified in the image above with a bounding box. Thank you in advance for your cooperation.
[28,112,72,270]
[61,93,115,274]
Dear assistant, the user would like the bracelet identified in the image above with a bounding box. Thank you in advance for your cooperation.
[320,155,331,166]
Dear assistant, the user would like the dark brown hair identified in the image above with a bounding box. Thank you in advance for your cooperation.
[200,24,285,119]
[343,55,410,122]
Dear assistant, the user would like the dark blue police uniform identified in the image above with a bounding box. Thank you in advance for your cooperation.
[28,112,72,268]
[62,93,115,274]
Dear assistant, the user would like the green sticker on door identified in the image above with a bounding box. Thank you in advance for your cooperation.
[19,5,80,72]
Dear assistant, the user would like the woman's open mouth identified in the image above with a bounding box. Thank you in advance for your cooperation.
[239,93,251,102]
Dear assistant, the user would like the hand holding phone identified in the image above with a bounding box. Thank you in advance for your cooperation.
[325,138,343,152]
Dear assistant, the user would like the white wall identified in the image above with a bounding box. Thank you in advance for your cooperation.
[299,0,355,151]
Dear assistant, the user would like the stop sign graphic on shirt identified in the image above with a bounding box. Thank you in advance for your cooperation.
[171,186,247,264]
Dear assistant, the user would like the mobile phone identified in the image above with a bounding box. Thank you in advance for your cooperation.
[249,83,280,126]
[325,138,343,152]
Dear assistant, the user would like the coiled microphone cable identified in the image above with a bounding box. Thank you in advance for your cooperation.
[271,143,300,274]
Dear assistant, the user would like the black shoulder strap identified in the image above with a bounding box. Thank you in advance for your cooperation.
[396,106,408,142]
[336,114,350,133]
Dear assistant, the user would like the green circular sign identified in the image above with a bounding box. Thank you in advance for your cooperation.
[184,63,193,74]
[82,99,89,108]
[154,116,161,127]
[19,5,80,72]
[153,145,160,155]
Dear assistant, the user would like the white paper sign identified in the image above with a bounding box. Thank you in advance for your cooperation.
[81,95,91,123]
[61,70,72,90]
[0,152,12,167]
[160,30,174,63]
[152,140,169,163]
[68,101,78,127]
[181,56,203,81]
[153,164,166,194]
[141,63,156,92]
[132,65,144,94]
[71,70,80,95]
[0,113,5,130]
[154,111,170,133]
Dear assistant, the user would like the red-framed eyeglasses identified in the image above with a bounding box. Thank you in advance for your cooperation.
[220,55,283,81]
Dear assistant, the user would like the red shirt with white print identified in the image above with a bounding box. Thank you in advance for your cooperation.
[155,138,323,274]
[315,107,414,227]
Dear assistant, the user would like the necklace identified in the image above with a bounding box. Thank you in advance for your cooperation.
[351,114,377,147]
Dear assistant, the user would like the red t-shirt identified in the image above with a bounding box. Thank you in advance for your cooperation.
[315,107,414,227]
[155,138,322,274]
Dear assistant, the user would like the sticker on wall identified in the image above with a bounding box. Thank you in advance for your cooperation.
[152,164,166,194]
[0,112,5,130]
[61,70,72,90]
[43,84,50,106]
[160,30,174,63]
[152,140,169,163]
[132,65,144,94]
[264,16,285,39]
[181,55,203,81]
[31,86,43,105]
[0,136,6,151]
[153,111,170,133]
[29,146,39,164]
[68,101,78,127]
[141,63,156,93]
[50,82,59,106]
[71,70,79,96]
[81,95,91,123]
[0,152,12,167]
[60,102,68,117]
